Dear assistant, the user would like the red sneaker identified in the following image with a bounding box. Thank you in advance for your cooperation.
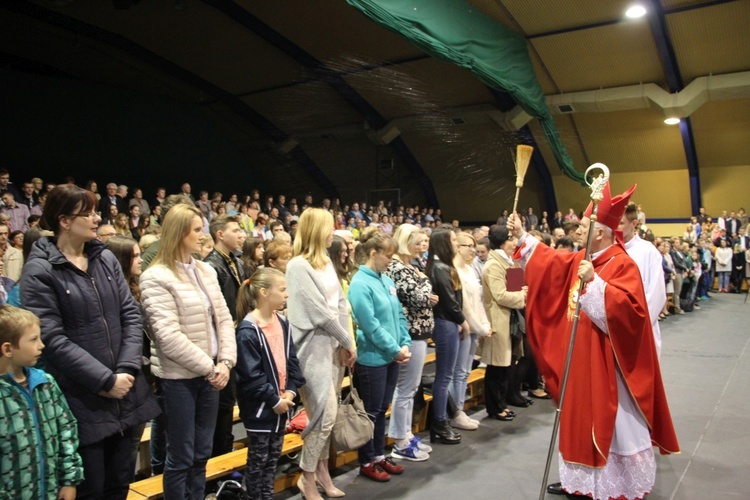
[378,456,405,475]
[360,462,391,482]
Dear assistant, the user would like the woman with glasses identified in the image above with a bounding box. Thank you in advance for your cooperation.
[21,184,160,500]
[451,232,491,430]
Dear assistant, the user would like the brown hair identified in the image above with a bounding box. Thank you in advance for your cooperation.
[209,214,241,242]
[107,235,141,301]
[41,184,97,234]
[354,226,396,265]
[427,229,461,290]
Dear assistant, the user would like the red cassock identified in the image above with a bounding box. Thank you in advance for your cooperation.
[516,240,680,468]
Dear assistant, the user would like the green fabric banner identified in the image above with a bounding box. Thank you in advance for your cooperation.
[347,0,585,183]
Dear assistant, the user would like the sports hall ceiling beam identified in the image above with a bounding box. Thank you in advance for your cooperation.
[4,0,340,199]
[646,0,702,214]
[201,0,439,208]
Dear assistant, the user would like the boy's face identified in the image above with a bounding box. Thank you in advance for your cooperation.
[7,324,44,367]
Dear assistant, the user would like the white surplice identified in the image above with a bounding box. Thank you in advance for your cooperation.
[624,234,666,358]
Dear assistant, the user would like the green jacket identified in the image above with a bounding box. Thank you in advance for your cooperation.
[0,367,84,500]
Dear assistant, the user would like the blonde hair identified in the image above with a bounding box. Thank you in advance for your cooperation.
[293,208,333,270]
[0,305,40,347]
[236,268,286,326]
[392,223,422,257]
[454,232,476,268]
[152,203,203,278]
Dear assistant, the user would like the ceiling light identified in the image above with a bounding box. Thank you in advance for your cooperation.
[664,117,681,125]
[625,4,647,18]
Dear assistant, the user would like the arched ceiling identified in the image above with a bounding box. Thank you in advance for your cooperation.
[2,0,748,221]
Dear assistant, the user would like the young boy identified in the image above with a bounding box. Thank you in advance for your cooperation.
[0,305,84,500]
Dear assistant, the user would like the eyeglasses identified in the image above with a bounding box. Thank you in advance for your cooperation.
[67,211,100,220]
[459,244,475,248]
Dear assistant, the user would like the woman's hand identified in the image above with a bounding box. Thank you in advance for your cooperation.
[429,293,439,307]
[210,363,230,391]
[339,347,357,368]
[99,373,134,399]
[395,346,412,364]
[459,320,470,340]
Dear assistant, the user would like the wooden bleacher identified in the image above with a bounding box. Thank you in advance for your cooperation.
[129,352,481,499]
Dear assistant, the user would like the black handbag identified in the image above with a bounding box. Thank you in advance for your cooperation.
[509,309,526,341]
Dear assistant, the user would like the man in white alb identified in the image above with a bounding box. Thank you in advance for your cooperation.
[619,202,666,358]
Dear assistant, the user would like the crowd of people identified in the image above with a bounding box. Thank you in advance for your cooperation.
[0,166,747,500]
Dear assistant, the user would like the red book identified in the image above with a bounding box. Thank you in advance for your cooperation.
[506,267,526,292]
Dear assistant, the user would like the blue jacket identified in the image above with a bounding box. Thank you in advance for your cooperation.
[348,265,411,367]
[235,312,305,433]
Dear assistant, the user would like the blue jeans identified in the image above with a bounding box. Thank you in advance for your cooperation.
[719,271,730,290]
[151,380,168,474]
[355,362,399,465]
[160,377,219,500]
[450,333,477,409]
[388,340,427,440]
[432,318,460,421]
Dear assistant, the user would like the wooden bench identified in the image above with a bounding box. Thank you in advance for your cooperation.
[130,361,481,499]
[128,433,304,499]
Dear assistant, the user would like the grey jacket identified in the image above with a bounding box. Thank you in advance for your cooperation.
[285,257,353,437]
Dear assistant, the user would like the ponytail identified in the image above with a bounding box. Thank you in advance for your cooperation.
[235,267,286,327]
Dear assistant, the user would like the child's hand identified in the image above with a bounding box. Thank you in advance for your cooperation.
[273,398,295,415]
[57,486,76,500]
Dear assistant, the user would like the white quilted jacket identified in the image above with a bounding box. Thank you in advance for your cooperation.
[140,260,237,380]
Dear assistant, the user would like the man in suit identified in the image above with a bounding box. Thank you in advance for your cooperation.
[98,182,127,215]
[726,211,741,238]
[551,210,564,229]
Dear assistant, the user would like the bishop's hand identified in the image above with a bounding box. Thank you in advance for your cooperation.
[578,260,594,283]
[507,212,525,239]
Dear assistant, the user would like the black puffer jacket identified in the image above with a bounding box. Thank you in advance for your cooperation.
[20,237,160,446]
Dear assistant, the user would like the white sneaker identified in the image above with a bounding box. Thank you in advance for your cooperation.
[391,442,430,462]
[409,434,433,454]
[450,410,479,430]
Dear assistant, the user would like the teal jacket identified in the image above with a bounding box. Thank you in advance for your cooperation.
[0,368,84,500]
[348,265,411,367]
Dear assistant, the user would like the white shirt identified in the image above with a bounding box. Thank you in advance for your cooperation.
[624,234,666,358]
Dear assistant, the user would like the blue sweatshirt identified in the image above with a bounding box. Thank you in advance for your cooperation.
[348,265,411,367]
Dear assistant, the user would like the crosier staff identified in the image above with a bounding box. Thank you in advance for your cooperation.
[537,163,610,500]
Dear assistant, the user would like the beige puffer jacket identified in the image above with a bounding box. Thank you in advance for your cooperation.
[140,260,237,380]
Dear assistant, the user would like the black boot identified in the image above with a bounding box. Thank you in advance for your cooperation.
[446,392,460,419]
[430,419,461,444]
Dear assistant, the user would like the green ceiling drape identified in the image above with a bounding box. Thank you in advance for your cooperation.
[347,0,585,183]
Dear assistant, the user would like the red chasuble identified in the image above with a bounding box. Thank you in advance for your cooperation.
[516,240,679,468]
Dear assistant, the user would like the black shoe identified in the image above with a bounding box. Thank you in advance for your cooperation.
[547,482,565,495]
[430,419,461,444]
[488,411,515,421]
[547,483,590,499]
[507,398,532,408]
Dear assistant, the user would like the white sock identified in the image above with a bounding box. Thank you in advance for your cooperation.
[395,438,410,448]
